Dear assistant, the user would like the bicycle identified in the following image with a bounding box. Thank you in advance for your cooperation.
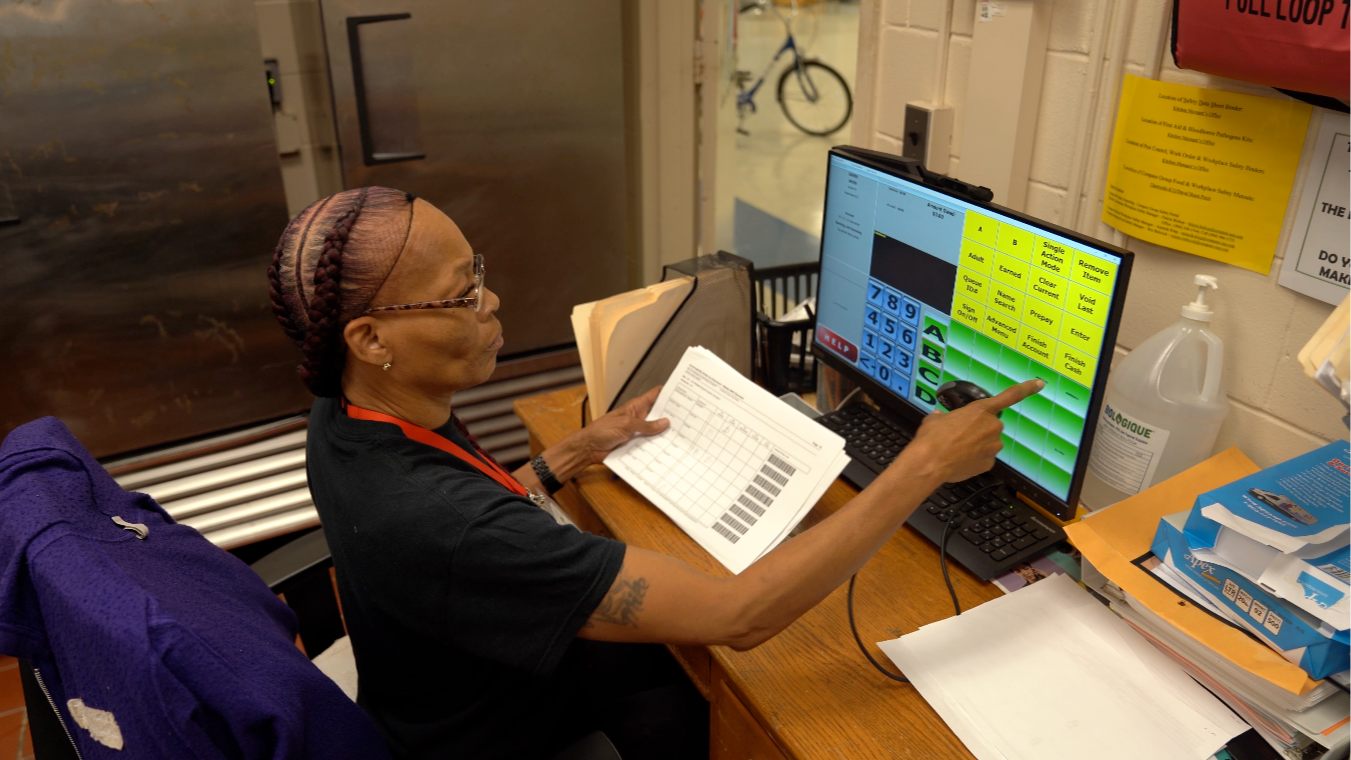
[735,0,853,137]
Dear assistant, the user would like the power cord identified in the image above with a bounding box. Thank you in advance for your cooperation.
[833,386,862,413]
[940,513,968,615]
[847,482,1004,682]
[846,573,909,683]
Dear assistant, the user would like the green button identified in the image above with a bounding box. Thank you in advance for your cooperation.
[1025,360,1060,399]
[1043,431,1078,473]
[1026,268,1068,309]
[948,321,975,352]
[1016,325,1058,366]
[913,378,940,406]
[951,293,985,331]
[997,348,1031,381]
[920,339,945,365]
[969,357,999,395]
[982,311,1021,349]
[1051,404,1086,442]
[1054,342,1098,385]
[921,315,948,346]
[1071,250,1117,295]
[1058,311,1103,355]
[917,359,943,388]
[1066,281,1109,327]
[1033,237,1073,278]
[986,281,1024,320]
[997,223,1035,262]
[1020,298,1062,338]
[963,211,998,248]
[992,252,1030,292]
[1057,379,1092,418]
[956,267,990,303]
[960,239,994,276]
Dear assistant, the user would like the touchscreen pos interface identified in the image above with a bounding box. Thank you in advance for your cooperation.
[812,149,1131,514]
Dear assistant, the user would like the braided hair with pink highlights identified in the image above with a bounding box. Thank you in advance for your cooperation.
[267,187,416,397]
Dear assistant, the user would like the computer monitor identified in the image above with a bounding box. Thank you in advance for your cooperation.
[811,147,1133,520]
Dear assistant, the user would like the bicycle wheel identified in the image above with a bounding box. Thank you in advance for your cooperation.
[777,60,852,136]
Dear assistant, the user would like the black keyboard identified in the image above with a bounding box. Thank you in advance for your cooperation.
[817,402,1066,580]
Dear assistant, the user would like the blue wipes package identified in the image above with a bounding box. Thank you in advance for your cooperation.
[1186,440,1350,554]
[1152,511,1349,680]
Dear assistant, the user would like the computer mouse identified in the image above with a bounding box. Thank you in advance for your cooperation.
[936,380,999,417]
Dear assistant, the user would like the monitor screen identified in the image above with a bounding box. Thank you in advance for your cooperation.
[813,151,1127,505]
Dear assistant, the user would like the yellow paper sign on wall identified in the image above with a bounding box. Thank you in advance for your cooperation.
[1102,75,1312,274]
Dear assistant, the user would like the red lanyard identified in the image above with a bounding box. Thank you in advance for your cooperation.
[343,400,528,496]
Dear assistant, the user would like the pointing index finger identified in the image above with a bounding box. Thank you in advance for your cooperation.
[979,378,1045,413]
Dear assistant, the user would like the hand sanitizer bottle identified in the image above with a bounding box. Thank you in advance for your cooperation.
[1080,275,1230,511]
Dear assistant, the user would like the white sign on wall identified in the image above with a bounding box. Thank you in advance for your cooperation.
[1278,112,1350,306]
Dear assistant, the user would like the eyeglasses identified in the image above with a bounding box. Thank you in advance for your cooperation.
[363,254,485,315]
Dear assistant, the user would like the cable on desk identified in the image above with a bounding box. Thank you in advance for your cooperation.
[846,483,1003,682]
[940,513,967,615]
[846,573,909,683]
[935,482,1001,618]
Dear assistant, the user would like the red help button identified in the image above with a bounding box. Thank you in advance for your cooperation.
[817,326,858,362]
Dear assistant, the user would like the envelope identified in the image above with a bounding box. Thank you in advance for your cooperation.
[1065,448,1324,695]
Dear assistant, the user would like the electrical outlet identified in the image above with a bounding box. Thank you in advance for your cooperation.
[900,103,953,175]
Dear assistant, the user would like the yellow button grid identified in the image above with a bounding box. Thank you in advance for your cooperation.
[950,215,1117,375]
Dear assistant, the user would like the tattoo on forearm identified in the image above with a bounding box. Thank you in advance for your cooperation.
[585,576,649,628]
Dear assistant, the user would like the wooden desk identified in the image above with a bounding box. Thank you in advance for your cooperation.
[516,385,1004,760]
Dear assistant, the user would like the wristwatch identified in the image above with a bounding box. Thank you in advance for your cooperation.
[530,454,564,494]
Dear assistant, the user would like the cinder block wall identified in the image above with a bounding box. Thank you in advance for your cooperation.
[853,0,1347,467]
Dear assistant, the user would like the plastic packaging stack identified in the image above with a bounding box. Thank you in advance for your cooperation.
[1149,440,1350,681]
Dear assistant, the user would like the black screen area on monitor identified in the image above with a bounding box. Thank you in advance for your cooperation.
[812,149,1131,514]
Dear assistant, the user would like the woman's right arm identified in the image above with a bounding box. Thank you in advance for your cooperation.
[577,378,1044,649]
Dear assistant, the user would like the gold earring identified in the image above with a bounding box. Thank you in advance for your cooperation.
[382,362,391,371]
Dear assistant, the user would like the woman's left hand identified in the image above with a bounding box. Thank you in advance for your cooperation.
[573,385,669,468]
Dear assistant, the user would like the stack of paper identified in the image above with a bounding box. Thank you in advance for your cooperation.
[1068,448,1349,760]
[572,278,695,421]
[878,573,1249,760]
[605,347,849,574]
[1107,582,1350,757]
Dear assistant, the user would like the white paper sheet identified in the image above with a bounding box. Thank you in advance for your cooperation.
[605,346,847,573]
[879,574,1249,760]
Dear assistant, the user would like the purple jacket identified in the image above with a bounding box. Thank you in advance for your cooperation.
[0,418,391,760]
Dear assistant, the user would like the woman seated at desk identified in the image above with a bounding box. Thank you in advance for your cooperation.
[267,187,1041,760]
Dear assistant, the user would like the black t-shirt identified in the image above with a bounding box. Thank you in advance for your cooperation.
[305,397,626,759]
